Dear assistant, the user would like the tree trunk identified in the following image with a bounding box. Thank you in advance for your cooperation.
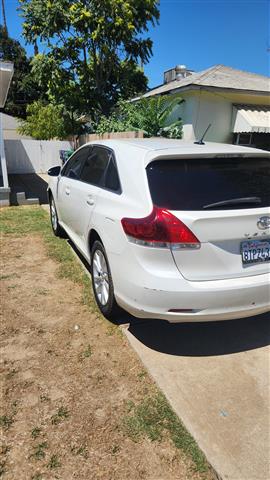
[34,39,39,56]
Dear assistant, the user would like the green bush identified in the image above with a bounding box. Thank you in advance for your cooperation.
[95,95,183,139]
[18,101,77,140]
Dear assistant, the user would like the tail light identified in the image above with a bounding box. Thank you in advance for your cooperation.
[121,206,200,249]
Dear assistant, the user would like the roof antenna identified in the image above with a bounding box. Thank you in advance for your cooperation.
[194,123,212,145]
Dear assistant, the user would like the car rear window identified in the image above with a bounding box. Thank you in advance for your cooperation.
[146,157,270,210]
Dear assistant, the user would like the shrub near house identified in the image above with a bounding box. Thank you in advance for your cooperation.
[95,95,184,139]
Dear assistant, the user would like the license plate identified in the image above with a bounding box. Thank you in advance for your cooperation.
[241,239,270,265]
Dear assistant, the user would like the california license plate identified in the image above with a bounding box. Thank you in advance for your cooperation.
[241,239,270,265]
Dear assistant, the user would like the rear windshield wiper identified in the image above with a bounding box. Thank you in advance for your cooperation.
[203,197,262,209]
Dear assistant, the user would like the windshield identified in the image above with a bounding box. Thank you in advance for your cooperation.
[146,157,270,210]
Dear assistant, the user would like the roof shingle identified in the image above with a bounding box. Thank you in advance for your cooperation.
[139,65,270,98]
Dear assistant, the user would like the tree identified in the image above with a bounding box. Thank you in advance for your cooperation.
[0,25,46,118]
[95,95,184,139]
[18,101,77,139]
[19,0,159,117]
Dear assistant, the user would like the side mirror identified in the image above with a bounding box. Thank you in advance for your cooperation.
[48,166,61,176]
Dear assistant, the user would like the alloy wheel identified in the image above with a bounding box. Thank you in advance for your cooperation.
[50,199,58,232]
[92,249,109,306]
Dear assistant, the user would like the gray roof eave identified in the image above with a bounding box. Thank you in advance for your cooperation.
[160,84,270,97]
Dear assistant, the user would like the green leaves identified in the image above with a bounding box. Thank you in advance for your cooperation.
[19,0,160,117]
[18,101,70,140]
[0,26,47,118]
[95,95,183,139]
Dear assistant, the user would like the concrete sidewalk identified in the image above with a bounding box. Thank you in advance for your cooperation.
[123,315,270,480]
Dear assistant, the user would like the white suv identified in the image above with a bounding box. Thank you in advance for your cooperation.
[47,139,270,322]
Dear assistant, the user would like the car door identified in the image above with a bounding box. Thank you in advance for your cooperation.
[56,146,90,231]
[65,145,112,257]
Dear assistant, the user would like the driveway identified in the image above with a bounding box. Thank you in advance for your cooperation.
[8,173,49,205]
[123,314,270,480]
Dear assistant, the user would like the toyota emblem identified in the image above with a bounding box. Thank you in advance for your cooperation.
[257,216,270,230]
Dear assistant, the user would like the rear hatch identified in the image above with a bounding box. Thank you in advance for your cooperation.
[146,155,270,281]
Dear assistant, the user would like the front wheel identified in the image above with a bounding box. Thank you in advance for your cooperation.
[49,196,65,237]
[90,241,120,320]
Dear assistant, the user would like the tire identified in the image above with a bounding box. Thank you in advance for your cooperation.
[49,196,65,237]
[90,240,120,320]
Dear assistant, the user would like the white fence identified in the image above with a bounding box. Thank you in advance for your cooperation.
[5,139,72,174]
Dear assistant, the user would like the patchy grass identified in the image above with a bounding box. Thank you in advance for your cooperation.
[47,454,61,469]
[51,406,69,425]
[0,460,7,477]
[0,206,95,311]
[0,207,47,235]
[39,394,50,403]
[0,273,19,280]
[6,368,18,380]
[0,445,11,455]
[30,442,48,461]
[71,444,88,459]
[31,474,43,480]
[79,344,92,361]
[34,288,49,296]
[122,392,208,473]
[106,323,123,338]
[111,444,120,455]
[0,415,14,430]
[0,206,213,479]
[137,369,147,379]
[31,427,42,439]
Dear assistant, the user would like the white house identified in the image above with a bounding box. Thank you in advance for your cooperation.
[0,61,14,206]
[136,64,270,150]
[2,113,32,140]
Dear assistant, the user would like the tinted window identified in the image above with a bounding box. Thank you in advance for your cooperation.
[62,147,89,179]
[146,157,270,210]
[104,158,120,191]
[79,146,110,186]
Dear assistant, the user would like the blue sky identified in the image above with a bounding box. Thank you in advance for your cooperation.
[4,0,270,88]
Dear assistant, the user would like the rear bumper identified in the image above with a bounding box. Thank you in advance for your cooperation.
[115,272,270,323]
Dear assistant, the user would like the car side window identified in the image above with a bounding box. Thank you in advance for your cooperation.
[79,146,110,186]
[62,147,89,179]
[104,157,121,192]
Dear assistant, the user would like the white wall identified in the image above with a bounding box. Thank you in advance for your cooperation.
[5,139,72,174]
[166,91,233,143]
[192,91,233,143]
[2,113,32,140]
[165,93,197,141]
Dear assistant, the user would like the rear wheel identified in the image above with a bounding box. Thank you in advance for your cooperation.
[49,196,65,237]
[91,241,119,320]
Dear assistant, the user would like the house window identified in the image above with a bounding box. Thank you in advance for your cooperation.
[234,133,253,145]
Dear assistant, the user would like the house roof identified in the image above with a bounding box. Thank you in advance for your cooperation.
[138,65,270,98]
[0,61,14,108]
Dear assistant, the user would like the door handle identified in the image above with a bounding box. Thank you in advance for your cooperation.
[86,197,95,206]
[65,187,70,195]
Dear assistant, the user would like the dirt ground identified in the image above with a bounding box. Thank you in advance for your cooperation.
[0,224,213,480]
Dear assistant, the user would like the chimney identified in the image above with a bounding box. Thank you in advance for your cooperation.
[164,65,194,84]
